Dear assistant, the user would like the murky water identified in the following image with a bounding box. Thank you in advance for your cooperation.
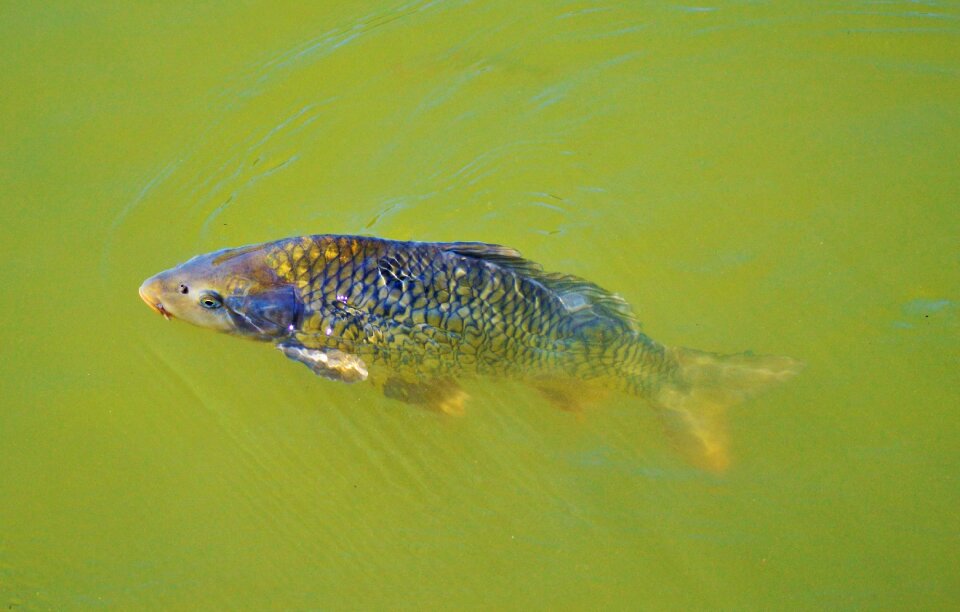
[2,2,958,608]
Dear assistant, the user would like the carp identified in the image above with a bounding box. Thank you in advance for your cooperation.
[139,235,800,471]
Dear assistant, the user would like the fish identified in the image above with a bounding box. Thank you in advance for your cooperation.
[139,234,801,471]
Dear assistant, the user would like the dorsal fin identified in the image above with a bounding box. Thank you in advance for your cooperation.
[440,242,640,331]
[441,242,542,276]
[535,271,640,331]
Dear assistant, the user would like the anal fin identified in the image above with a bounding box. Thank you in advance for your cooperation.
[531,377,612,413]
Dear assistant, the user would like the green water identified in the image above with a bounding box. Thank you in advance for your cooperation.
[2,2,958,608]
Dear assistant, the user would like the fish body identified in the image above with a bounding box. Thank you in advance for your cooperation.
[274,236,669,392]
[140,234,800,470]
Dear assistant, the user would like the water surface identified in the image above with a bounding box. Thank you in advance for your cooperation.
[1,1,958,608]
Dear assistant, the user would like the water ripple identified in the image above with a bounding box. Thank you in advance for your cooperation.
[248,0,462,90]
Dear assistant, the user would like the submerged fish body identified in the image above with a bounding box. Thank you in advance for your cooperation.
[140,235,801,471]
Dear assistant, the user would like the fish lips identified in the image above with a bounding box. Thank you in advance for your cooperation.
[139,284,173,320]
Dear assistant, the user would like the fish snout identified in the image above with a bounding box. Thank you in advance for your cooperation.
[139,278,172,320]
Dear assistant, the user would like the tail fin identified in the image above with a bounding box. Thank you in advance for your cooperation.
[653,347,802,472]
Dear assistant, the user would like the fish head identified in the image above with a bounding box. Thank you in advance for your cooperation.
[139,243,300,340]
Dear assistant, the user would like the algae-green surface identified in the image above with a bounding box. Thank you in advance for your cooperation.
[1,2,957,608]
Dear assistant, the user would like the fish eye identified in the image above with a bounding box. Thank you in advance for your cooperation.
[179,284,189,295]
[199,292,222,309]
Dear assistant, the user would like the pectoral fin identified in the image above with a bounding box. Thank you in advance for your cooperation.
[277,342,368,383]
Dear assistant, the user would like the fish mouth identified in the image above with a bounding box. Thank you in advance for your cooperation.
[139,286,173,320]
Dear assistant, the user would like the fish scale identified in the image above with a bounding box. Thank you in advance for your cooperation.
[261,235,638,382]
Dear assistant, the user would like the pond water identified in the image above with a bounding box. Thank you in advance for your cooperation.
[1,1,957,608]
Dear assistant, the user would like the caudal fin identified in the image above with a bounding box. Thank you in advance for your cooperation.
[654,347,802,472]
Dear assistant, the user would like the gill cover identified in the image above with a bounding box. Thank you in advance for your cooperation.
[225,286,301,338]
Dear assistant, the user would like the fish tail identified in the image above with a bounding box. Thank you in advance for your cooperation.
[643,345,802,472]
